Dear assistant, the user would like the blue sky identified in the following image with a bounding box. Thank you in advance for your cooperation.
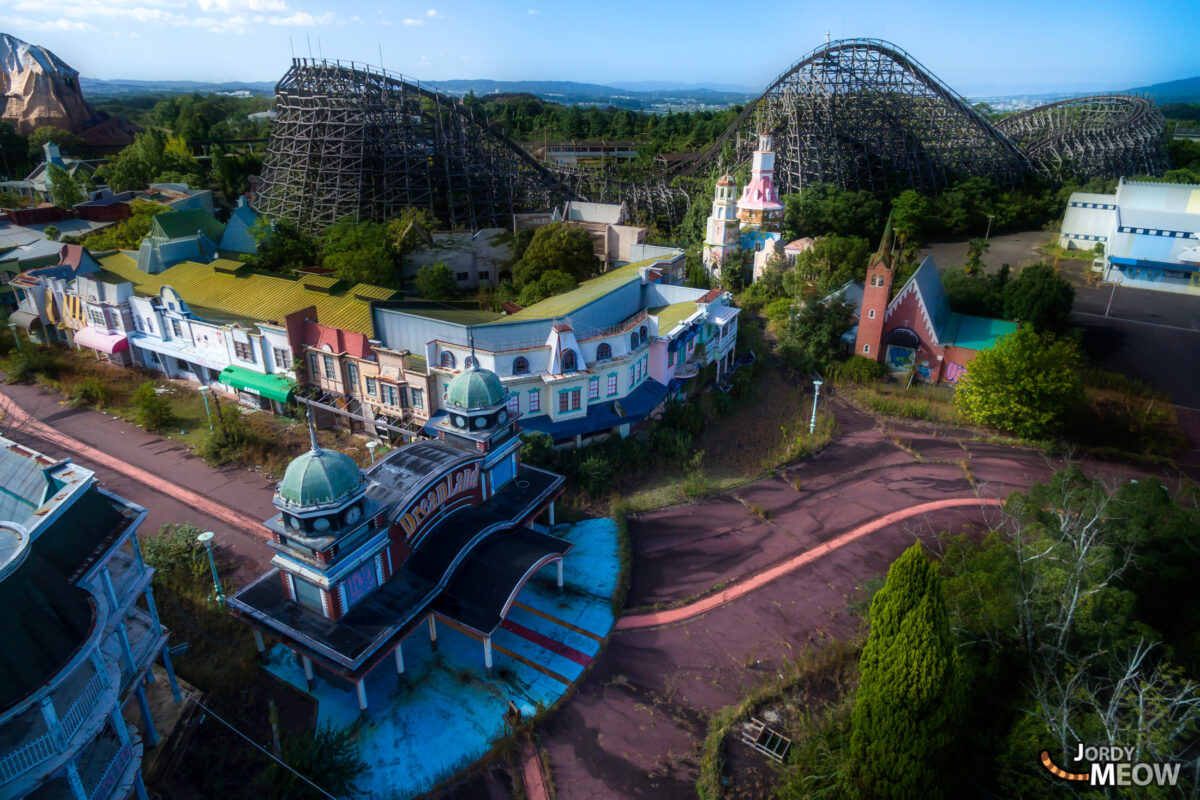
[1,0,1197,94]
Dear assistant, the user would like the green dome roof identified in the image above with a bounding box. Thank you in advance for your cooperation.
[277,447,362,507]
[446,366,507,410]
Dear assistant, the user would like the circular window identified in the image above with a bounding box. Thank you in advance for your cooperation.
[474,416,488,429]
[498,410,508,424]
[453,415,467,427]
[313,517,331,532]
[288,516,300,531]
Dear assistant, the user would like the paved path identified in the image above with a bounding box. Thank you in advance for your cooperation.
[616,496,1004,631]
[0,392,268,537]
[521,741,550,800]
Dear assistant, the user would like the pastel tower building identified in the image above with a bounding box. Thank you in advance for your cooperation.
[736,132,785,231]
[702,174,741,274]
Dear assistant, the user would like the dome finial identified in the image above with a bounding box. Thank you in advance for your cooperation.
[306,403,319,452]
[468,326,477,370]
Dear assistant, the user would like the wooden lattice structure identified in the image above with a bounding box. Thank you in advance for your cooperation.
[742,717,792,763]
[995,95,1167,181]
[256,59,577,232]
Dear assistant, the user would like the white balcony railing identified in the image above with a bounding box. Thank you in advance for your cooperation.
[88,742,132,800]
[59,670,107,742]
[0,668,107,785]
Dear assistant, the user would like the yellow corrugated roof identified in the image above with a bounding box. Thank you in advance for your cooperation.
[97,253,396,336]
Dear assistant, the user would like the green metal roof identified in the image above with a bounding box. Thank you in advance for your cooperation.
[497,257,663,321]
[153,208,226,243]
[945,313,1018,350]
[399,306,504,324]
[219,365,296,403]
[651,301,697,335]
[277,448,362,508]
[99,253,396,336]
[447,367,507,409]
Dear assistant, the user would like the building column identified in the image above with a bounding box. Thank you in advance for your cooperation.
[394,642,405,675]
[483,636,493,680]
[134,770,151,800]
[548,501,555,528]
[101,565,121,608]
[556,560,564,596]
[143,586,162,631]
[117,620,138,675]
[253,629,266,654]
[135,683,159,747]
[301,655,314,691]
[161,645,181,703]
[428,615,438,652]
[65,759,87,800]
[39,696,65,748]
[355,680,368,711]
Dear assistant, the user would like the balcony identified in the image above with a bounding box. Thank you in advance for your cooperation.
[100,605,166,696]
[24,726,142,800]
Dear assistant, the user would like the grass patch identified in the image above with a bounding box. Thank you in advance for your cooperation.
[842,379,965,426]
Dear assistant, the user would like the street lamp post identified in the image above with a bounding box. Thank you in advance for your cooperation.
[366,440,379,464]
[197,531,225,606]
[197,385,214,431]
[809,379,823,434]
[985,214,995,241]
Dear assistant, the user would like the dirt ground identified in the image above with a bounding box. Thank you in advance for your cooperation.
[540,399,1167,800]
[920,229,1054,273]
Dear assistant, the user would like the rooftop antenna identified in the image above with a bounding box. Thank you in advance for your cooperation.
[306,403,320,451]
[318,36,323,59]
[306,32,313,59]
[289,35,295,60]
[468,327,477,367]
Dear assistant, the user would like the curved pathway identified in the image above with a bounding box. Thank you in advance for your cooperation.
[0,392,267,537]
[616,495,1004,630]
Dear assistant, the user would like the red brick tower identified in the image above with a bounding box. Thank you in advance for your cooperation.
[854,221,896,361]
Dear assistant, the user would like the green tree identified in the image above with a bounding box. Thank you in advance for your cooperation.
[42,225,60,242]
[81,199,171,251]
[386,207,441,265]
[208,144,263,200]
[851,542,962,800]
[96,129,204,192]
[954,326,1083,438]
[252,217,319,275]
[1001,263,1074,332]
[517,269,577,306]
[787,234,871,293]
[267,724,366,800]
[776,298,854,373]
[890,190,932,242]
[513,223,599,287]
[320,219,395,285]
[133,382,173,431]
[26,126,83,160]
[782,184,886,240]
[413,261,458,301]
[46,162,84,210]
[964,237,989,276]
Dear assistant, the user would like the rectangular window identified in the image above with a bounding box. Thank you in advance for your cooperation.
[365,377,377,397]
[442,383,449,400]
[668,349,674,367]
[382,384,399,406]
[588,376,599,400]
[507,394,520,416]
[629,365,635,386]
[528,389,539,412]
[171,319,182,338]
[607,374,617,396]
[234,340,254,362]
[558,392,569,413]
[87,307,106,328]
[309,352,319,377]
[456,272,469,281]
[291,576,325,615]
[410,387,423,408]
[570,388,581,411]
[323,354,335,380]
[273,347,290,369]
[346,362,359,391]
[479,271,489,280]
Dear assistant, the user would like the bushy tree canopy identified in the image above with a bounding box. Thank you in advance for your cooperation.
[96,130,204,192]
[81,199,171,251]
[1001,263,1074,332]
[26,126,83,160]
[320,219,395,285]
[851,542,962,799]
[46,163,84,210]
[783,184,886,240]
[513,222,599,286]
[776,298,854,373]
[413,261,458,301]
[954,326,1083,439]
[251,217,319,275]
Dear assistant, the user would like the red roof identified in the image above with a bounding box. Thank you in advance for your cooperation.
[58,244,87,271]
[301,319,373,360]
[699,288,722,303]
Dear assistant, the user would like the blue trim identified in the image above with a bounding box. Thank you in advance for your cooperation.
[1109,256,1199,273]
[519,379,668,440]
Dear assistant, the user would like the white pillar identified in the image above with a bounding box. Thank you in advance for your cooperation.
[394,643,405,675]
[356,680,368,711]
[484,636,493,680]
[428,615,438,652]
[556,560,564,595]
[548,501,555,528]
[301,655,314,690]
[253,630,265,653]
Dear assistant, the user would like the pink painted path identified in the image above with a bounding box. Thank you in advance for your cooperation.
[0,393,269,539]
[521,741,551,800]
[500,619,593,668]
[616,495,1004,630]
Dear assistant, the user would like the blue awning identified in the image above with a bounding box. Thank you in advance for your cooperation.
[841,325,859,344]
[519,379,668,441]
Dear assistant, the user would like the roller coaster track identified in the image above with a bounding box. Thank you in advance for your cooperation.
[256,42,1167,233]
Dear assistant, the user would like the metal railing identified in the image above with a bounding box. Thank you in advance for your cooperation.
[0,668,109,784]
[60,669,107,742]
[89,742,131,800]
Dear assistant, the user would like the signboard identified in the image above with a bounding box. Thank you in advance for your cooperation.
[397,463,481,541]
[341,558,378,608]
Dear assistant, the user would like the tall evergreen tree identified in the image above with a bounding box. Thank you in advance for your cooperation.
[851,543,962,799]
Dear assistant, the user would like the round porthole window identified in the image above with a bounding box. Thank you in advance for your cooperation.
[474,416,488,429]
[288,516,300,530]
[313,517,331,532]
[453,415,467,427]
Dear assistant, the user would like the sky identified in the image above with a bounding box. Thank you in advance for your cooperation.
[1,0,1198,95]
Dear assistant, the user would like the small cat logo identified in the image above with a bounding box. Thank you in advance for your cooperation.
[1040,750,1089,781]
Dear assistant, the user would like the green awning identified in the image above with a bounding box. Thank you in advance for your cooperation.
[219,365,296,403]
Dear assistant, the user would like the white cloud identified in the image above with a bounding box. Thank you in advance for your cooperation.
[402,18,423,25]
[425,8,439,17]
[269,10,334,25]
[197,0,286,12]
[527,8,538,14]
[0,15,96,31]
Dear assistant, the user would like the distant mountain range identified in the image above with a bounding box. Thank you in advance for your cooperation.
[79,77,276,97]
[1127,76,1200,103]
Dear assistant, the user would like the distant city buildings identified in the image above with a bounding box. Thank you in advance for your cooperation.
[0,436,179,800]
[1059,178,1200,294]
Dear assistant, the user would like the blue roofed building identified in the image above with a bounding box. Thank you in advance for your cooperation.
[135,209,225,274]
[217,197,260,256]
[1059,178,1200,294]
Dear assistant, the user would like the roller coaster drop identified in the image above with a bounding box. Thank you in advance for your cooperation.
[256,39,1167,233]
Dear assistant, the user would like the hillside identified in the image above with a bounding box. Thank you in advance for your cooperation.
[1127,76,1200,103]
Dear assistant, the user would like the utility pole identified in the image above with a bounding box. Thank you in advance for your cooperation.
[809,379,823,434]
[985,213,995,240]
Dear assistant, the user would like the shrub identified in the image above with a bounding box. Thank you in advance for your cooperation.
[71,376,110,408]
[829,355,886,384]
[268,724,366,799]
[519,431,557,469]
[578,452,614,497]
[680,450,710,499]
[143,522,207,587]
[5,347,62,383]
[196,408,260,465]
[133,381,173,431]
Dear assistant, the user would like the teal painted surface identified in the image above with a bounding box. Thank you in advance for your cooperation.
[949,313,1018,351]
[446,367,506,409]
[262,518,620,799]
[277,448,361,506]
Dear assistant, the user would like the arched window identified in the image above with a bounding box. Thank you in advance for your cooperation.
[596,343,611,361]
[639,325,648,345]
[630,333,639,350]
[512,356,530,375]
[561,350,577,372]
[440,351,456,369]
[464,356,478,369]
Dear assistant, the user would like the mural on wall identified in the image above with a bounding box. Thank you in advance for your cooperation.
[885,345,915,371]
[945,361,967,383]
[915,360,933,381]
